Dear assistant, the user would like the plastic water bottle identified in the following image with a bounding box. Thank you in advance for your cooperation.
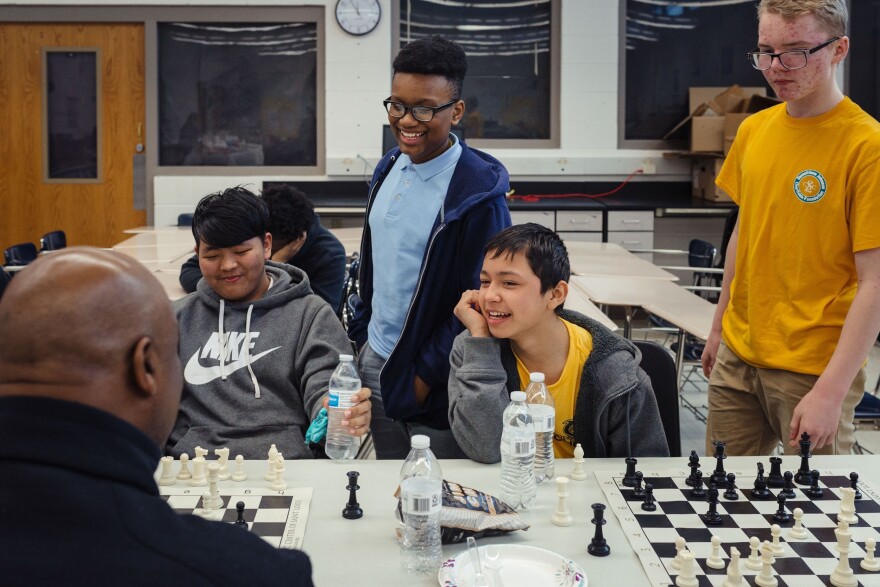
[399,435,443,573]
[325,354,361,460]
[499,391,537,509]
[525,372,555,484]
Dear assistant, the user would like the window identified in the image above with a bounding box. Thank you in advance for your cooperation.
[621,1,769,148]
[397,0,559,148]
[158,22,319,168]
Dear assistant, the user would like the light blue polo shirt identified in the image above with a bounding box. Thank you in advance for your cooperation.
[367,135,462,359]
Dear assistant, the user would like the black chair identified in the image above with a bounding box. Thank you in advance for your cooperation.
[0,267,10,300]
[338,254,360,328]
[178,213,194,227]
[39,230,67,252]
[633,340,681,457]
[4,242,38,267]
[853,391,880,455]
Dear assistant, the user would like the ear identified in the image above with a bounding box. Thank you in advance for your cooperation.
[832,36,849,64]
[451,100,465,126]
[262,232,273,261]
[131,336,158,398]
[547,280,568,311]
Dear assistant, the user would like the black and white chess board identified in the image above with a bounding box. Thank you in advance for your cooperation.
[596,468,880,587]
[160,486,312,550]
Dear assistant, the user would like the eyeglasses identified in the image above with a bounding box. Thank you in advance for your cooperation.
[383,98,459,122]
[747,37,840,71]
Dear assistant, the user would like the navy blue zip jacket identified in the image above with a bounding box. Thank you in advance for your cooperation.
[348,141,511,428]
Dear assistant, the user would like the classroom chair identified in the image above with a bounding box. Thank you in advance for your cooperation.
[178,213,194,227]
[3,242,38,267]
[39,230,67,252]
[633,340,682,457]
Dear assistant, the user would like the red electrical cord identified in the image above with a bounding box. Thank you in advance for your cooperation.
[506,168,645,202]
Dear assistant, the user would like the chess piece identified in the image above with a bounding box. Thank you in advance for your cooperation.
[234,501,249,530]
[772,492,791,524]
[706,535,725,569]
[850,472,862,500]
[723,472,739,500]
[838,487,858,525]
[641,483,656,512]
[670,536,686,571]
[806,469,824,498]
[570,444,587,480]
[342,470,363,519]
[760,540,776,564]
[587,503,610,556]
[552,476,573,527]
[769,524,784,556]
[830,520,857,587]
[269,455,287,491]
[632,471,645,498]
[214,447,230,480]
[265,444,279,481]
[861,536,880,572]
[622,457,638,487]
[794,432,813,485]
[767,456,784,488]
[176,452,192,480]
[685,450,700,487]
[745,536,762,571]
[206,462,224,510]
[711,440,728,487]
[703,486,722,525]
[276,452,286,473]
[751,462,772,500]
[189,454,207,487]
[193,445,209,459]
[789,507,808,540]
[722,546,745,587]
[755,542,778,587]
[158,455,176,486]
[230,454,247,482]
[200,491,215,515]
[691,470,706,499]
[675,550,698,587]
[780,471,796,499]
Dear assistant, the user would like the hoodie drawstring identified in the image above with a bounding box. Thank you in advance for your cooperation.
[244,304,261,399]
[218,299,226,380]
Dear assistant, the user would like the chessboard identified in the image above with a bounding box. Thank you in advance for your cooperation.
[596,467,880,587]
[160,486,313,550]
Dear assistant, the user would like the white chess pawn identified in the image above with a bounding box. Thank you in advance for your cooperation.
[158,455,176,486]
[675,550,698,587]
[830,520,857,587]
[176,452,192,480]
[755,542,778,587]
[214,447,230,480]
[230,454,247,482]
[670,536,687,571]
[862,537,880,572]
[265,444,279,481]
[769,524,785,556]
[199,491,215,517]
[551,476,573,527]
[706,535,725,569]
[789,507,808,540]
[838,487,858,525]
[745,536,762,571]
[570,443,587,481]
[722,546,745,587]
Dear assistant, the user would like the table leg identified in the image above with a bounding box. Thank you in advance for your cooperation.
[674,329,686,393]
[623,306,633,339]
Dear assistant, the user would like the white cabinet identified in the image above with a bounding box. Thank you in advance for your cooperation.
[607,211,655,262]
[556,210,602,232]
[510,210,555,230]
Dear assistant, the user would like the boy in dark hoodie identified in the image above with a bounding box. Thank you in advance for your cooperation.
[448,224,669,463]
[168,187,371,459]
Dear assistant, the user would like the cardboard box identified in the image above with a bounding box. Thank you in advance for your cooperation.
[723,113,751,155]
[692,157,732,202]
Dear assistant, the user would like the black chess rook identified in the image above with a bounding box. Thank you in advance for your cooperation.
[623,457,638,488]
[767,456,785,488]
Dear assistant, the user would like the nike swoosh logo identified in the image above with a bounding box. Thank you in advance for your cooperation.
[184,347,281,385]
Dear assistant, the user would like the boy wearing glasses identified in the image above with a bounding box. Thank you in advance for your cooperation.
[348,36,511,459]
[702,0,880,456]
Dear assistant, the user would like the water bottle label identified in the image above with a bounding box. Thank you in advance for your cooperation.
[501,434,536,457]
[529,405,555,433]
[402,491,441,515]
[328,390,355,409]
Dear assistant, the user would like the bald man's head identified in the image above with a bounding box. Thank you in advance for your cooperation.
[0,248,183,446]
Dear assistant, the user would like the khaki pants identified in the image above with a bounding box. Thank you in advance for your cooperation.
[705,342,865,456]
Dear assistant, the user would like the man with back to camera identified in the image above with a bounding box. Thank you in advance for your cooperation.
[0,248,314,586]
[169,186,371,460]
[701,0,880,456]
[348,35,512,459]
[179,183,347,313]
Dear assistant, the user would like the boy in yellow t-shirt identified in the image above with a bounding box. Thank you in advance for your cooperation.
[447,223,669,463]
[702,0,880,456]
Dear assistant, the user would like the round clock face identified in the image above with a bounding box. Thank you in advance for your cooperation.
[335,0,381,36]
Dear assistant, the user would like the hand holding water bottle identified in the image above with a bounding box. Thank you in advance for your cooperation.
[323,354,372,460]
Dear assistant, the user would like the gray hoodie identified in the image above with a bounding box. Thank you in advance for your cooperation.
[167,261,353,460]
[448,310,670,463]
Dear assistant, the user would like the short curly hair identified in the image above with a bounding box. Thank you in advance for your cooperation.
[393,36,468,99]
[260,184,315,248]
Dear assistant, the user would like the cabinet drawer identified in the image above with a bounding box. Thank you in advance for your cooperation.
[607,231,654,262]
[556,211,602,232]
[607,211,654,231]
[510,210,555,230]
[558,231,603,244]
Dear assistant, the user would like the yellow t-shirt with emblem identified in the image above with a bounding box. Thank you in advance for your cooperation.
[716,98,880,375]
[515,318,593,458]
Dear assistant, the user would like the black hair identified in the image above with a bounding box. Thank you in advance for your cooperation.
[260,184,315,248]
[192,186,269,248]
[393,36,467,99]
[484,223,570,312]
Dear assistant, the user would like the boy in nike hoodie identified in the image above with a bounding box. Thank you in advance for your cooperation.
[168,187,372,459]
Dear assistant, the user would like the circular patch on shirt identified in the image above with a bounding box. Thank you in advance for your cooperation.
[793,170,827,203]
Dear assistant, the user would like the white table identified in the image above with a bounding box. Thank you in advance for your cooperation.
[566,285,618,331]
[124,225,192,235]
[564,241,678,281]
[157,455,879,586]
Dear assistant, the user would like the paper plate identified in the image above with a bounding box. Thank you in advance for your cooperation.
[438,543,587,587]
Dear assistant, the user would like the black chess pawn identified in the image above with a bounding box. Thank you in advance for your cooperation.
[794,432,813,485]
[234,501,249,530]
[851,472,863,500]
[632,471,645,498]
[342,470,363,519]
[767,456,785,488]
[685,450,700,487]
[772,493,792,524]
[806,469,824,499]
[641,483,657,512]
[780,471,796,499]
[751,462,772,500]
[723,472,739,501]
[691,470,706,499]
[623,457,638,487]
[711,440,728,487]
[703,486,722,525]
[588,503,611,556]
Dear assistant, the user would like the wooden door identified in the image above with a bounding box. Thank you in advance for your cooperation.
[0,23,145,250]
